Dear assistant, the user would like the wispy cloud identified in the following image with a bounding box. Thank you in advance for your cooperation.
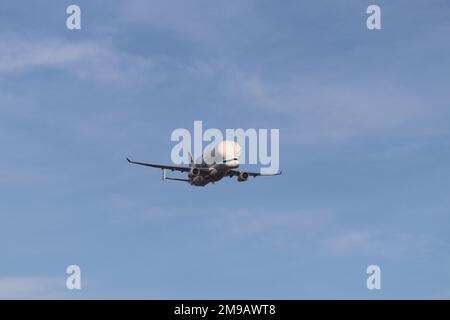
[203,207,333,241]
[326,230,442,259]
[328,231,378,254]
[0,276,66,299]
[174,59,444,143]
[0,33,154,82]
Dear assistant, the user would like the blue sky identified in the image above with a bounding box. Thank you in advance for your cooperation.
[1,0,450,299]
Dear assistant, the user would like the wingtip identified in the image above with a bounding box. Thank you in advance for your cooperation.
[126,157,131,163]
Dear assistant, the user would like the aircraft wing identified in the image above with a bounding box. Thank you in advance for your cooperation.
[227,169,282,177]
[127,158,192,172]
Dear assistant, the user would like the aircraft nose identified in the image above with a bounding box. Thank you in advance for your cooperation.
[224,158,239,168]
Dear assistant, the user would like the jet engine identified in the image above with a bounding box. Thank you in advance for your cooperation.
[191,175,204,186]
[190,167,200,176]
[237,172,249,182]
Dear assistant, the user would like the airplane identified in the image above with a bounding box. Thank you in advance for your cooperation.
[127,140,281,187]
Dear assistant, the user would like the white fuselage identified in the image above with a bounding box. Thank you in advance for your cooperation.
[189,140,240,186]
